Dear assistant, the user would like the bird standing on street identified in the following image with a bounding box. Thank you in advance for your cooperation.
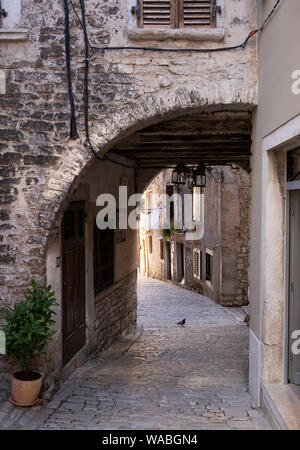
[177,318,186,326]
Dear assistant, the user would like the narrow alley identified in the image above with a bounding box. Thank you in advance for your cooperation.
[0,277,271,430]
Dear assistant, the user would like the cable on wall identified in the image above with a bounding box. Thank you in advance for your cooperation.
[77,0,281,55]
[79,0,103,161]
[65,0,282,166]
[63,0,79,140]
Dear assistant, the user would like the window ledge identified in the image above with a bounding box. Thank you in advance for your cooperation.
[126,27,224,42]
[0,29,29,41]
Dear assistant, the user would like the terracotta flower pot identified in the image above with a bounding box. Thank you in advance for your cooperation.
[11,371,42,407]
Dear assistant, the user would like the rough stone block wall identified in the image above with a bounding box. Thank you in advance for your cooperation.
[221,167,251,306]
[183,242,203,295]
[94,271,137,354]
[0,0,257,307]
[0,0,257,382]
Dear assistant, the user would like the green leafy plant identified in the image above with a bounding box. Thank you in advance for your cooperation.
[162,227,171,239]
[1,281,58,372]
[162,220,180,238]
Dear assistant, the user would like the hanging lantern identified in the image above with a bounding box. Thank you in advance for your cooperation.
[193,164,206,188]
[172,164,189,185]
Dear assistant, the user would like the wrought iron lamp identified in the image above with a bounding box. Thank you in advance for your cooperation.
[171,164,189,185]
[172,164,206,189]
[193,164,206,188]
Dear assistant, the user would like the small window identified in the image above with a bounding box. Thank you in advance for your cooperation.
[138,0,216,29]
[166,184,174,221]
[206,250,213,284]
[160,240,164,260]
[193,248,202,280]
[94,222,114,295]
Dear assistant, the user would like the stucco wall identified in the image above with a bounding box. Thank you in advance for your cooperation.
[258,0,300,137]
[249,0,300,404]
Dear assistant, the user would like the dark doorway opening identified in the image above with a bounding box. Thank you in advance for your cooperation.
[288,189,300,385]
[177,243,185,282]
[165,241,172,280]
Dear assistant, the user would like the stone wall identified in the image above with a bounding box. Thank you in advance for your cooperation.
[0,0,258,306]
[94,270,137,354]
[0,0,257,384]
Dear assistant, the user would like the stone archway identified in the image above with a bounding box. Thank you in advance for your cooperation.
[41,88,254,391]
[1,86,256,394]
[42,86,256,232]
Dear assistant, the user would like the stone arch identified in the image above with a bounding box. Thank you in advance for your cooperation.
[10,85,255,391]
[2,84,256,304]
[42,85,256,234]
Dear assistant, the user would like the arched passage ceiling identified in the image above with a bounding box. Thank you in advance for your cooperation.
[110,110,252,169]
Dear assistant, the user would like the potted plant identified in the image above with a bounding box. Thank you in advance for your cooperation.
[1,280,57,406]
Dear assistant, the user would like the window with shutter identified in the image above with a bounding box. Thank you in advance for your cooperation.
[138,0,215,29]
[206,250,213,285]
[193,248,202,280]
[166,185,174,221]
[140,1,172,28]
[180,1,214,27]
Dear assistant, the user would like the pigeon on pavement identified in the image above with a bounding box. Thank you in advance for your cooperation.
[177,319,186,326]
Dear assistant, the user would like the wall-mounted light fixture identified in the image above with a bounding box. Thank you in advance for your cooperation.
[193,163,206,188]
[172,164,206,189]
[171,164,189,185]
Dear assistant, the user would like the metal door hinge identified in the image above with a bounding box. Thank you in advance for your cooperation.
[212,0,222,17]
[131,0,141,20]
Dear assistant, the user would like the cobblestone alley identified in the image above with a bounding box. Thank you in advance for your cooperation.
[0,277,271,430]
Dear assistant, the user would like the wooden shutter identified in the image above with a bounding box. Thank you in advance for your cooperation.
[148,234,153,254]
[160,240,164,260]
[137,0,216,28]
[193,248,201,280]
[138,0,214,29]
[179,0,215,28]
[206,251,213,283]
[140,1,174,28]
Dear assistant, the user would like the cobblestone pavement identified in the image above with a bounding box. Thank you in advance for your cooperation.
[0,276,272,430]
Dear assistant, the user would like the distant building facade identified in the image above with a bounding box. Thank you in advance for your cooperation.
[139,166,250,307]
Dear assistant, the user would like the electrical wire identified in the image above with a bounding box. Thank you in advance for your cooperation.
[78,0,176,168]
[66,0,282,166]
[79,0,102,161]
[63,0,79,140]
[78,0,281,55]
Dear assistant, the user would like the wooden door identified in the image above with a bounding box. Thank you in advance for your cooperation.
[62,202,86,366]
[289,190,300,385]
[165,241,172,280]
